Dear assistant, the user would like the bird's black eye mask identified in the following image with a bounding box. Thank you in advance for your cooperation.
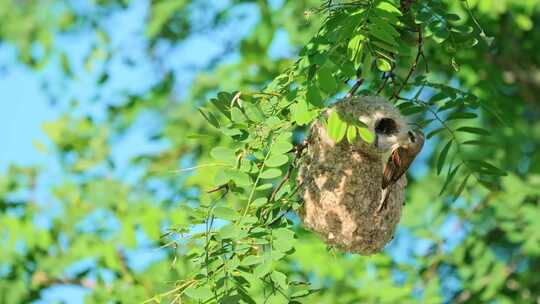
[375,118,399,136]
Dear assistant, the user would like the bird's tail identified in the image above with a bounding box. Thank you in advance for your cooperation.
[376,188,390,213]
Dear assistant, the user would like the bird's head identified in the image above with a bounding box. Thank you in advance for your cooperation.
[404,129,425,152]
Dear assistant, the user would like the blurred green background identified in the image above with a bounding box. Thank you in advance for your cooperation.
[1,0,540,303]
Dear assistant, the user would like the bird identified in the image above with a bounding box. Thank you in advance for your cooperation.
[377,129,425,213]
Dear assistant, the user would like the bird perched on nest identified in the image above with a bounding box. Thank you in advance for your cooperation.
[377,129,425,212]
[298,96,424,254]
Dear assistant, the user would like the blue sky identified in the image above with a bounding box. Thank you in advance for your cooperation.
[0,47,57,171]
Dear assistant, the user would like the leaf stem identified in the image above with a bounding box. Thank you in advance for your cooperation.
[240,139,274,220]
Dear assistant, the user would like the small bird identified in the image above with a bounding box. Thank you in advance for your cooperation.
[377,129,425,212]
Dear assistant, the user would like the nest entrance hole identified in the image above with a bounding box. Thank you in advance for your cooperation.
[375,118,399,135]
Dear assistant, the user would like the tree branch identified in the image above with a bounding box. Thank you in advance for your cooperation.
[391,27,426,100]
[346,78,364,99]
[269,141,307,202]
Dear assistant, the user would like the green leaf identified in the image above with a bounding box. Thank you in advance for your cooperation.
[369,26,397,46]
[266,154,289,167]
[266,293,288,304]
[480,31,495,46]
[326,111,347,143]
[362,50,373,78]
[221,128,242,137]
[461,37,479,48]
[211,94,232,117]
[456,126,490,135]
[214,206,239,221]
[445,13,461,21]
[401,106,425,116]
[368,18,398,46]
[256,183,273,191]
[462,140,496,146]
[243,102,265,122]
[431,21,450,43]
[467,160,507,176]
[241,255,263,266]
[60,53,73,77]
[265,116,282,128]
[198,108,220,128]
[228,170,252,186]
[306,85,323,107]
[372,40,399,54]
[358,126,375,143]
[210,147,237,166]
[214,170,231,185]
[317,65,338,94]
[453,173,471,201]
[261,168,282,179]
[347,34,365,63]
[221,295,243,304]
[252,197,268,208]
[438,100,461,112]
[437,140,453,175]
[97,73,109,84]
[231,107,247,123]
[186,133,214,139]
[376,58,392,72]
[220,224,246,240]
[184,286,213,301]
[271,141,293,155]
[346,126,357,143]
[146,1,188,38]
[293,98,315,126]
[253,259,272,277]
[270,271,288,290]
[440,163,462,196]
[273,228,295,253]
[427,127,446,139]
[447,112,478,120]
[377,1,402,15]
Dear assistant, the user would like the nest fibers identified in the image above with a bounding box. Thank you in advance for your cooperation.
[298,96,410,255]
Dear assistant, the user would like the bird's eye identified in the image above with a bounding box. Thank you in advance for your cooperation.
[408,131,416,143]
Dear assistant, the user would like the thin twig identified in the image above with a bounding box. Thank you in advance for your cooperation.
[376,72,394,94]
[269,141,307,202]
[345,78,364,99]
[391,27,425,100]
[269,173,292,203]
[266,205,293,227]
[31,271,95,289]
[230,91,242,107]
[207,184,228,194]
[166,163,230,174]
[241,140,274,219]
[263,141,307,225]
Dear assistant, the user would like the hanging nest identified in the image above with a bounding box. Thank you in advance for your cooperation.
[297,96,409,255]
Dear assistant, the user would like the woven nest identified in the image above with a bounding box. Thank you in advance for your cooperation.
[297,96,407,255]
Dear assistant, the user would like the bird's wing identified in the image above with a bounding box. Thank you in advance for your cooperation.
[382,146,411,189]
